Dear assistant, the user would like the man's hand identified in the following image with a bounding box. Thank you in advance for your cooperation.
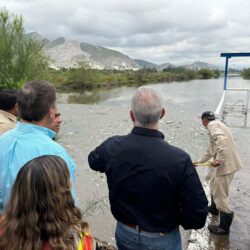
[193,161,199,167]
[211,160,220,167]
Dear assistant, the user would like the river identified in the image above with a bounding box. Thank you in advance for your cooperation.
[57,76,250,249]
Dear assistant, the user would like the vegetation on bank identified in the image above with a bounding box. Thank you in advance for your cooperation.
[47,66,220,90]
[241,68,250,79]
[0,8,220,91]
[0,8,49,90]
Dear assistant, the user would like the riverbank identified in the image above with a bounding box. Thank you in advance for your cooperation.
[49,67,220,91]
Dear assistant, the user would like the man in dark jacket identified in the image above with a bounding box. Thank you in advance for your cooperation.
[88,87,208,250]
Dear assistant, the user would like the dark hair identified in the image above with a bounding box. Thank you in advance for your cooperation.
[201,111,215,121]
[0,89,17,111]
[0,155,89,250]
[17,80,56,122]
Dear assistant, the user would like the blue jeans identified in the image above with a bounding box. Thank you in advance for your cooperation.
[115,222,182,250]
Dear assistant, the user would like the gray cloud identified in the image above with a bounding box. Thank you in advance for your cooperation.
[1,0,250,65]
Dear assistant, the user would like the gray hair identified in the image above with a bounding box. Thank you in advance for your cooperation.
[131,87,164,126]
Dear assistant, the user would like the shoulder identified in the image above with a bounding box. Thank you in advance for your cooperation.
[208,120,223,128]
[0,127,16,143]
[47,141,75,165]
[100,134,127,146]
[163,141,190,156]
[0,111,9,121]
[107,134,127,141]
[207,120,225,134]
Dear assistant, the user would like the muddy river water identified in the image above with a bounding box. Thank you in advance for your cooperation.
[57,76,250,249]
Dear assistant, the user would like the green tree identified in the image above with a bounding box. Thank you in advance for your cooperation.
[66,63,95,88]
[0,8,49,89]
[198,68,214,79]
[241,68,250,79]
[213,69,220,78]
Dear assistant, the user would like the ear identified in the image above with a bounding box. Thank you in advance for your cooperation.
[160,108,165,119]
[48,107,55,119]
[130,110,135,122]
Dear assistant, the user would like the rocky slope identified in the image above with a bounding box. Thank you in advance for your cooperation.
[45,37,140,70]
[26,32,140,70]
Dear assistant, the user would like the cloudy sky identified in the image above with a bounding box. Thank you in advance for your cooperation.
[1,0,250,67]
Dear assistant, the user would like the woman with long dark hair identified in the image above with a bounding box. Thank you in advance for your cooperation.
[0,155,95,250]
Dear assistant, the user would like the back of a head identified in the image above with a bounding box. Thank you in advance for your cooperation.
[201,111,215,121]
[0,89,17,111]
[7,155,72,217]
[17,80,56,122]
[0,155,82,250]
[131,87,163,126]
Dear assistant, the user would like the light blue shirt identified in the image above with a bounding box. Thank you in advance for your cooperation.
[0,122,77,213]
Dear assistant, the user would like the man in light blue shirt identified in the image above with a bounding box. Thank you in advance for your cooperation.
[0,80,77,213]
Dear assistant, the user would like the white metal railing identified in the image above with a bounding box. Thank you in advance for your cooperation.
[214,90,226,120]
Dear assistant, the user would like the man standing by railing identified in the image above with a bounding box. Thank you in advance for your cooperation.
[195,111,243,235]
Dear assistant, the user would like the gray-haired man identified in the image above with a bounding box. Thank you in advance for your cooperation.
[88,87,208,250]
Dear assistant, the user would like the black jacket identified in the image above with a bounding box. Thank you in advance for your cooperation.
[88,126,208,233]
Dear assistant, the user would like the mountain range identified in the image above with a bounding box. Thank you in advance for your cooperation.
[27,32,225,71]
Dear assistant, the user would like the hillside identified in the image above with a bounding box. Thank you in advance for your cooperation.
[26,32,140,70]
[134,59,158,69]
[181,61,222,70]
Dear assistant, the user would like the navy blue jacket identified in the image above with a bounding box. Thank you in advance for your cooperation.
[88,127,208,233]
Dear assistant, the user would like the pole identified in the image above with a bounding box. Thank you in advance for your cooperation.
[224,57,229,90]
